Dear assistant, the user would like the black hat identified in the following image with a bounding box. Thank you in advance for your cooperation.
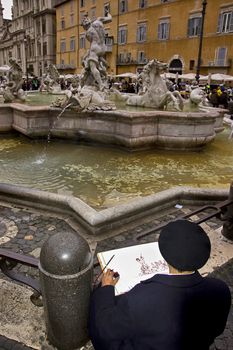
[158,220,211,271]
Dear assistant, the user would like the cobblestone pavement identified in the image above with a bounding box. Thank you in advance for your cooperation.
[0,202,232,349]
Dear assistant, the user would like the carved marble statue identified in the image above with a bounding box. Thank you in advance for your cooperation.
[3,58,26,103]
[52,11,116,112]
[80,12,112,91]
[189,87,210,107]
[43,64,61,94]
[111,59,184,111]
[52,85,116,112]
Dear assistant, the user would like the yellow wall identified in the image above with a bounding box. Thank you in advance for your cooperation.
[56,0,79,73]
[55,0,233,75]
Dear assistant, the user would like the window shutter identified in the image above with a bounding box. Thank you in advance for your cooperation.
[125,0,128,12]
[144,25,147,41]
[124,29,127,44]
[158,23,161,40]
[217,13,222,33]
[166,23,170,39]
[198,17,202,36]
[187,18,191,37]
[137,27,140,42]
[230,11,233,32]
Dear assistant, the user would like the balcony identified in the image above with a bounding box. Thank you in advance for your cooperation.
[117,55,148,66]
[202,59,232,68]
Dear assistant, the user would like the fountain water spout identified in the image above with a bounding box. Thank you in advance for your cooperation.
[47,103,74,142]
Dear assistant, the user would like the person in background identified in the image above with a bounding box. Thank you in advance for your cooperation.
[209,88,219,107]
[218,87,229,109]
[89,220,231,350]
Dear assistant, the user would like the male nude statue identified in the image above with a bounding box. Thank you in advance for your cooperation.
[81,12,112,90]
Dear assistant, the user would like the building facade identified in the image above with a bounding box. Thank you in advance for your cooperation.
[55,0,233,76]
[55,0,79,73]
[0,0,57,77]
[0,2,13,68]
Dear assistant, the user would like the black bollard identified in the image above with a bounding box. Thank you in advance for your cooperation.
[222,182,233,240]
[39,231,93,350]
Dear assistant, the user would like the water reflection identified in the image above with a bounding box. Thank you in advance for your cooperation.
[0,130,232,209]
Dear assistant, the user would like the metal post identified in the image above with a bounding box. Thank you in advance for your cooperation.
[24,36,29,89]
[195,0,207,83]
[39,231,93,349]
[222,182,233,240]
[116,0,120,75]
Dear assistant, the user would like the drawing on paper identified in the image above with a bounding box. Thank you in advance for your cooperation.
[136,254,168,276]
[97,242,169,295]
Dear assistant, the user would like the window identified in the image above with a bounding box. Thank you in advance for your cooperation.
[119,0,128,14]
[70,0,74,12]
[70,13,74,26]
[42,17,46,34]
[118,26,127,44]
[137,51,146,63]
[61,18,65,29]
[91,7,96,19]
[80,34,86,49]
[139,0,147,8]
[118,53,125,63]
[17,45,21,59]
[189,60,195,70]
[43,42,47,56]
[70,37,76,51]
[38,42,41,56]
[60,40,66,52]
[158,20,170,40]
[104,3,110,16]
[217,10,233,33]
[80,11,85,22]
[187,16,202,37]
[215,47,227,65]
[36,19,40,36]
[126,52,131,63]
[137,23,147,42]
[80,0,85,7]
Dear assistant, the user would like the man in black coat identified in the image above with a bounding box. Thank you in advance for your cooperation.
[89,220,231,350]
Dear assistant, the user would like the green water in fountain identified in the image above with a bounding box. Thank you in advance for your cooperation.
[0,129,232,209]
[19,92,200,112]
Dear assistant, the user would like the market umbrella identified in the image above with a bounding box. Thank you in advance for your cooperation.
[209,73,231,81]
[0,65,10,72]
[179,73,196,80]
[115,72,137,79]
[160,72,177,79]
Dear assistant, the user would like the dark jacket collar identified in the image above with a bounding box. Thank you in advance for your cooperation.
[141,271,204,288]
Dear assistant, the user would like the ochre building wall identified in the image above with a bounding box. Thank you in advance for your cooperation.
[55,0,233,76]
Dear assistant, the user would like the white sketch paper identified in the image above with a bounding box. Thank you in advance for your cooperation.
[97,242,168,295]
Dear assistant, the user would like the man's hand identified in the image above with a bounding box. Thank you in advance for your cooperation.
[101,269,120,287]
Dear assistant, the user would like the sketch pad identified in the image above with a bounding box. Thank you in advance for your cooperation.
[97,242,169,295]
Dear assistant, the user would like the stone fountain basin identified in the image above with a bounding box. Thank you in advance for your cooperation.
[0,103,225,151]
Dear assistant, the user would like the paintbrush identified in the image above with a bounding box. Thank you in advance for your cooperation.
[94,254,116,284]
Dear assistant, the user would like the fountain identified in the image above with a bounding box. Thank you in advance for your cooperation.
[0,11,225,151]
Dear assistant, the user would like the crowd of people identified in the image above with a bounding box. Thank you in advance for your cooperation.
[108,76,233,109]
[1,71,233,112]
